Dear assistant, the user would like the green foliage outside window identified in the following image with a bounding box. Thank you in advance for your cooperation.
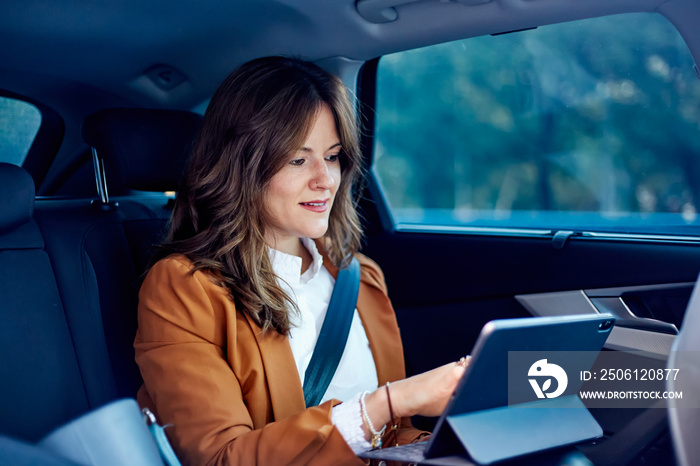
[374,13,700,232]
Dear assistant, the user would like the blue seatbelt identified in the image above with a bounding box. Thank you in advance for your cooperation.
[303,257,361,407]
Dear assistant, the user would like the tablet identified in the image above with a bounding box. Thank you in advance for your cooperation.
[360,313,615,465]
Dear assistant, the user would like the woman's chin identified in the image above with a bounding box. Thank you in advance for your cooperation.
[306,225,330,239]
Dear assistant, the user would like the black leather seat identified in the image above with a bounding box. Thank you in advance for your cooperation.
[0,163,90,440]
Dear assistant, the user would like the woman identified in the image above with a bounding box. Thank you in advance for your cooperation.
[134,56,466,465]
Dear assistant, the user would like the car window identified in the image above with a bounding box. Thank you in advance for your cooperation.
[0,95,42,166]
[372,13,700,236]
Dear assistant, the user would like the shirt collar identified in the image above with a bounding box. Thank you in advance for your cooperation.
[268,237,324,285]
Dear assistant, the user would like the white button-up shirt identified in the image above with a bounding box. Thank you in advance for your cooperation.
[268,238,377,452]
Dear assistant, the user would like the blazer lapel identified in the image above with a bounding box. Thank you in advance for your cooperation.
[243,313,306,420]
[355,280,405,385]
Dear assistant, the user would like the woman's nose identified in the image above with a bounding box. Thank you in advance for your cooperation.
[311,161,334,190]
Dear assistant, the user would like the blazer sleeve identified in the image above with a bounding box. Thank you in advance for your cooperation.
[134,256,365,466]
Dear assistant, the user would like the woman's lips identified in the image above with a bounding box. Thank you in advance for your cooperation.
[299,199,329,213]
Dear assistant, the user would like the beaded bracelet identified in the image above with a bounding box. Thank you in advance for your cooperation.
[360,391,386,449]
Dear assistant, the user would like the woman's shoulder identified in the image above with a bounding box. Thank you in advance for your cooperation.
[150,253,195,273]
[138,254,234,346]
[146,253,197,282]
[354,252,389,295]
[143,253,221,294]
[314,237,390,294]
[354,252,381,272]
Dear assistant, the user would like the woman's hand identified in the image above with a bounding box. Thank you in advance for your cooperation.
[361,358,468,442]
[389,360,467,418]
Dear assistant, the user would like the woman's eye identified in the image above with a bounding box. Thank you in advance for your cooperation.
[289,158,305,166]
[326,154,340,162]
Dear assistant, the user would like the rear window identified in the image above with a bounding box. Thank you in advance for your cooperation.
[372,13,700,236]
[0,96,42,166]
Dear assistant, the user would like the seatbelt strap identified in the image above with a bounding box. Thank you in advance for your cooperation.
[303,257,361,407]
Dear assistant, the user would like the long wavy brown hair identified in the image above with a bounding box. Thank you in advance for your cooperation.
[155,56,364,335]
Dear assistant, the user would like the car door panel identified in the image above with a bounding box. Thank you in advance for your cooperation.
[360,225,699,375]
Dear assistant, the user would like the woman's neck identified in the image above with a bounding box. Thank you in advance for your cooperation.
[268,236,314,275]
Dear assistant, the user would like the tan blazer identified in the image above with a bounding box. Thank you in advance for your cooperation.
[134,245,424,465]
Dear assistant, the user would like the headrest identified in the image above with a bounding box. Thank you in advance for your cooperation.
[0,163,35,233]
[81,108,202,193]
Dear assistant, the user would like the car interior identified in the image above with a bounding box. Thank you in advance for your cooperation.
[1,0,700,464]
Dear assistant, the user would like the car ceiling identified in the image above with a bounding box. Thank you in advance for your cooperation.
[0,0,697,112]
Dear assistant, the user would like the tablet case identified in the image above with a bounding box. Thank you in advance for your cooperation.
[445,395,602,464]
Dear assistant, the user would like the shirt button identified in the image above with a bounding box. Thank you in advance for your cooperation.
[305,343,313,352]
